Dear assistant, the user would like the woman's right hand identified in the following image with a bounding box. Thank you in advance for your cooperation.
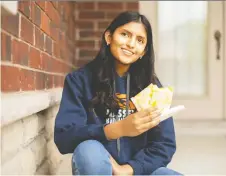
[120,107,161,137]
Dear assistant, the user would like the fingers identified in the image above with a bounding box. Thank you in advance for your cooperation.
[138,110,161,124]
[135,107,159,117]
[139,117,160,131]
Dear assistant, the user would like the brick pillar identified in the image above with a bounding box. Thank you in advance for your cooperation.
[1,1,76,93]
[74,1,139,67]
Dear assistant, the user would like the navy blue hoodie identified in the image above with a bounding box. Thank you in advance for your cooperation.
[54,64,176,175]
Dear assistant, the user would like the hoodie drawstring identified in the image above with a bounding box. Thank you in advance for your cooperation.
[113,72,130,157]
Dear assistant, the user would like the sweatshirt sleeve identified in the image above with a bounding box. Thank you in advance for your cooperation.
[127,78,176,174]
[127,118,176,174]
[54,72,108,154]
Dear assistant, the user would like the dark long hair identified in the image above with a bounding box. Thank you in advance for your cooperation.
[88,11,159,115]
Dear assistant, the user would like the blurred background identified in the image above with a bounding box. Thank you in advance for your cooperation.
[1,1,226,175]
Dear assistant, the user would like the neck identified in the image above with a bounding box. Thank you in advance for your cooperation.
[114,61,130,77]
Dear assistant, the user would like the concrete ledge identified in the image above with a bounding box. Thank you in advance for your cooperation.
[1,88,63,127]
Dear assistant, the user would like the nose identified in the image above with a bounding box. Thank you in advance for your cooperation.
[127,37,136,48]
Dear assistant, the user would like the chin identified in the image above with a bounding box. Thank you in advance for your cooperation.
[118,57,138,65]
[118,60,133,65]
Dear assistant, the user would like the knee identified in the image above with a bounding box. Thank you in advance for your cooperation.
[151,167,183,175]
[72,140,111,175]
[73,140,109,159]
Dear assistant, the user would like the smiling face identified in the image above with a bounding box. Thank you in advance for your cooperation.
[105,21,147,66]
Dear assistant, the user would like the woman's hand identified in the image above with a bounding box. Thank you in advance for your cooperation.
[120,107,161,137]
[110,156,121,175]
[110,156,133,175]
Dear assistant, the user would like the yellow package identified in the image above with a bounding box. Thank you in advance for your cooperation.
[131,83,173,112]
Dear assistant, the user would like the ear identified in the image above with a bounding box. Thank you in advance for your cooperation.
[140,47,147,58]
[104,30,112,45]
[140,51,145,58]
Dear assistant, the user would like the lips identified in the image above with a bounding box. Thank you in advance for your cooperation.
[121,48,134,56]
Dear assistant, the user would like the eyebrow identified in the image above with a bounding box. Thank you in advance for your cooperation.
[122,29,146,40]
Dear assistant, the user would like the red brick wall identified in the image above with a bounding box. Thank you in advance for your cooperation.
[1,1,76,92]
[74,2,139,67]
[1,1,138,93]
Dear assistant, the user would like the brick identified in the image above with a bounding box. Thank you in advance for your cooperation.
[106,12,120,19]
[126,2,138,10]
[66,50,74,65]
[20,69,35,91]
[45,74,54,89]
[19,147,36,174]
[61,48,68,62]
[79,30,103,39]
[62,64,67,73]
[46,1,60,26]
[53,42,60,58]
[54,75,63,87]
[36,72,45,90]
[68,18,75,40]
[2,147,37,175]
[53,59,63,73]
[57,2,65,20]
[61,63,67,73]
[42,105,59,120]
[58,32,65,46]
[29,47,42,69]
[77,2,95,10]
[35,160,49,175]
[45,117,55,140]
[75,20,94,29]
[12,40,29,66]
[51,1,58,9]
[79,49,97,58]
[1,65,20,92]
[77,59,91,68]
[59,21,68,34]
[67,43,75,55]
[1,14,19,37]
[47,139,62,172]
[42,52,52,72]
[61,76,65,86]
[20,16,34,45]
[23,114,45,145]
[97,2,123,10]
[44,36,52,55]
[1,32,11,61]
[18,1,31,18]
[36,1,45,10]
[63,3,72,22]
[31,2,41,27]
[72,56,77,66]
[29,134,46,167]
[1,120,24,164]
[79,11,104,20]
[41,12,50,35]
[77,40,95,49]
[98,21,110,29]
[35,27,44,50]
[51,59,57,72]
[59,32,64,43]
[1,150,24,175]
[60,49,65,60]
[50,21,59,41]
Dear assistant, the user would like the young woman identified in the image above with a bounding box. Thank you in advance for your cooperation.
[54,11,182,175]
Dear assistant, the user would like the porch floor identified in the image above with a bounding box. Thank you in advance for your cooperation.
[56,120,226,175]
